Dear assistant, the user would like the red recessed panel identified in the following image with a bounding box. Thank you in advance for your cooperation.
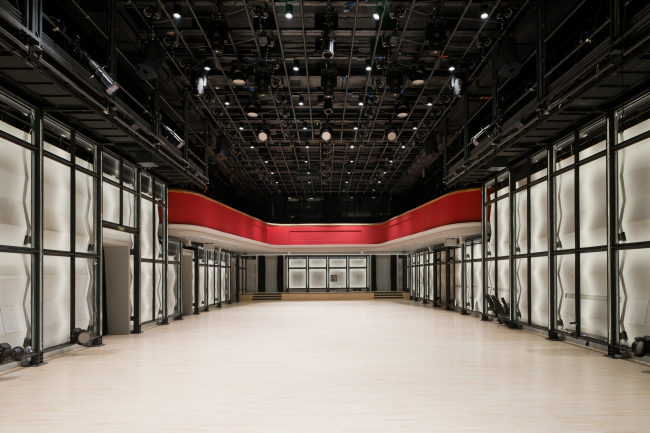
[168,189,481,246]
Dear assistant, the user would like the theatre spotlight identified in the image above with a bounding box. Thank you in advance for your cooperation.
[135,38,167,80]
[366,59,372,71]
[452,74,465,96]
[207,13,229,55]
[494,36,521,78]
[230,61,248,86]
[73,39,120,95]
[191,69,208,96]
[285,3,293,19]
[631,336,650,357]
[427,96,433,106]
[256,125,270,142]
[323,98,333,115]
[162,124,185,149]
[481,3,489,19]
[321,65,337,99]
[426,20,446,55]
[254,62,272,96]
[238,121,245,130]
[322,27,335,59]
[320,123,333,142]
[302,121,308,130]
[373,3,384,20]
[410,64,426,86]
[172,2,181,19]
[358,95,364,106]
[245,97,261,118]
[394,97,410,118]
[299,95,304,105]
[204,59,211,71]
[385,125,398,142]
[293,59,300,71]
[72,328,92,345]
[386,66,403,97]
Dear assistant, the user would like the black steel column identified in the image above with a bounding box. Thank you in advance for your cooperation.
[509,168,516,321]
[573,131,581,336]
[605,111,620,355]
[547,145,558,339]
[132,167,142,333]
[93,145,103,339]
[161,188,169,323]
[481,184,489,320]
[29,108,45,365]
[526,158,532,325]
[235,255,240,302]
[70,131,76,338]
[445,248,452,311]
[461,243,467,314]
[193,248,200,314]
[536,0,547,101]
[371,255,377,291]
[258,255,266,292]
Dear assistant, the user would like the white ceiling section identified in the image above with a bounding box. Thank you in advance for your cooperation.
[169,222,481,255]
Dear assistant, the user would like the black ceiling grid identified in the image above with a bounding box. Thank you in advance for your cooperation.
[1,0,649,221]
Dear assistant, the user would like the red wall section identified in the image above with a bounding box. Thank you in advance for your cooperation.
[168,189,481,245]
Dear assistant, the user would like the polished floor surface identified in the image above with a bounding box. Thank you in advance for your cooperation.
[2,300,649,432]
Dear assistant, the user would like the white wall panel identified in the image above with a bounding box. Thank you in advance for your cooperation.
[43,157,71,251]
[0,253,31,347]
[74,258,94,329]
[0,123,31,247]
[265,256,278,292]
[43,255,70,348]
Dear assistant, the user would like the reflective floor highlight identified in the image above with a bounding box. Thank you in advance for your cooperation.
[1,300,649,432]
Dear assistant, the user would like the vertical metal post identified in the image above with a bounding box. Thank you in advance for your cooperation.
[481,183,489,320]
[509,168,516,321]
[606,111,620,355]
[536,0,547,101]
[461,243,467,314]
[70,130,76,337]
[161,187,168,322]
[94,145,103,339]
[203,119,209,178]
[132,169,142,333]
[526,157,532,325]
[25,0,42,40]
[573,131,581,336]
[547,145,558,338]
[235,255,240,302]
[193,247,200,313]
[445,248,452,310]
[463,92,469,164]
[107,0,117,79]
[29,108,45,365]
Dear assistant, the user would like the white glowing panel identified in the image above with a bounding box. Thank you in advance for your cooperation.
[580,156,607,248]
[473,261,483,312]
[75,258,93,329]
[349,268,366,288]
[308,269,326,288]
[349,257,366,267]
[618,127,650,243]
[43,255,70,348]
[43,157,71,251]
[141,197,154,259]
[308,258,326,268]
[102,182,120,225]
[619,249,650,341]
[580,252,607,339]
[329,257,346,267]
[328,269,346,289]
[141,263,154,321]
[208,266,215,305]
[556,254,575,333]
[288,269,306,289]
[288,258,306,268]
[515,259,528,323]
[155,263,163,318]
[530,180,548,253]
[75,172,95,252]
[0,252,31,347]
[531,257,548,327]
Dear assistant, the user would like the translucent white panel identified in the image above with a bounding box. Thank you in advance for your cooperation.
[308,269,326,288]
[349,257,366,267]
[155,263,163,318]
[308,258,326,268]
[0,117,31,141]
[75,172,94,253]
[288,269,306,289]
[514,191,527,253]
[515,259,528,323]
[102,182,120,225]
[197,265,205,307]
[580,252,608,340]
[141,263,154,322]
[288,258,306,268]
[44,158,71,251]
[428,264,435,300]
[579,157,607,247]
[43,255,70,348]
[619,248,650,345]
[439,263,448,305]
[497,259,510,309]
[463,263,472,310]
[167,264,178,315]
[454,248,461,261]
[619,117,650,142]
[579,139,605,160]
[531,257,549,327]
[487,202,496,256]
[122,192,136,228]
[0,253,31,348]
[328,269,346,289]
[155,205,163,260]
[530,181,548,253]
[473,261,483,312]
[556,255,576,333]
[329,257,346,267]
[472,242,482,259]
[485,261,495,313]
[556,172,576,250]
[74,258,93,329]
[140,198,153,259]
[350,268,366,288]
[496,200,510,257]
[208,266,215,305]
[617,136,650,243]
[0,136,32,247]
[221,269,228,301]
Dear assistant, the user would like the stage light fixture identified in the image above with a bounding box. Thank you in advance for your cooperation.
[427,96,433,106]
[135,39,167,80]
[386,66,403,97]
[394,97,410,118]
[73,41,120,95]
[410,65,426,86]
[426,20,446,55]
[321,66,337,99]
[373,3,383,20]
[494,36,521,78]
[452,74,465,96]
[632,336,650,357]
[238,122,245,130]
[192,69,208,96]
[254,63,272,96]
[256,126,270,142]
[162,124,185,149]
[385,125,398,142]
[245,98,261,118]
[72,328,92,345]
[366,59,372,71]
[353,123,359,130]
[250,144,255,149]
[358,95,364,106]
[204,59,211,71]
[480,3,489,19]
[412,122,418,130]
[285,3,293,19]
[299,95,304,106]
[207,13,228,55]
[173,2,181,19]
[350,144,354,149]
[320,123,333,142]
[302,121,308,130]
[448,59,456,72]
[224,95,231,106]
[230,62,247,86]
[293,59,300,71]
[322,28,335,59]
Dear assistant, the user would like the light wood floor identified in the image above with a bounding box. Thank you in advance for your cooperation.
[2,300,649,432]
